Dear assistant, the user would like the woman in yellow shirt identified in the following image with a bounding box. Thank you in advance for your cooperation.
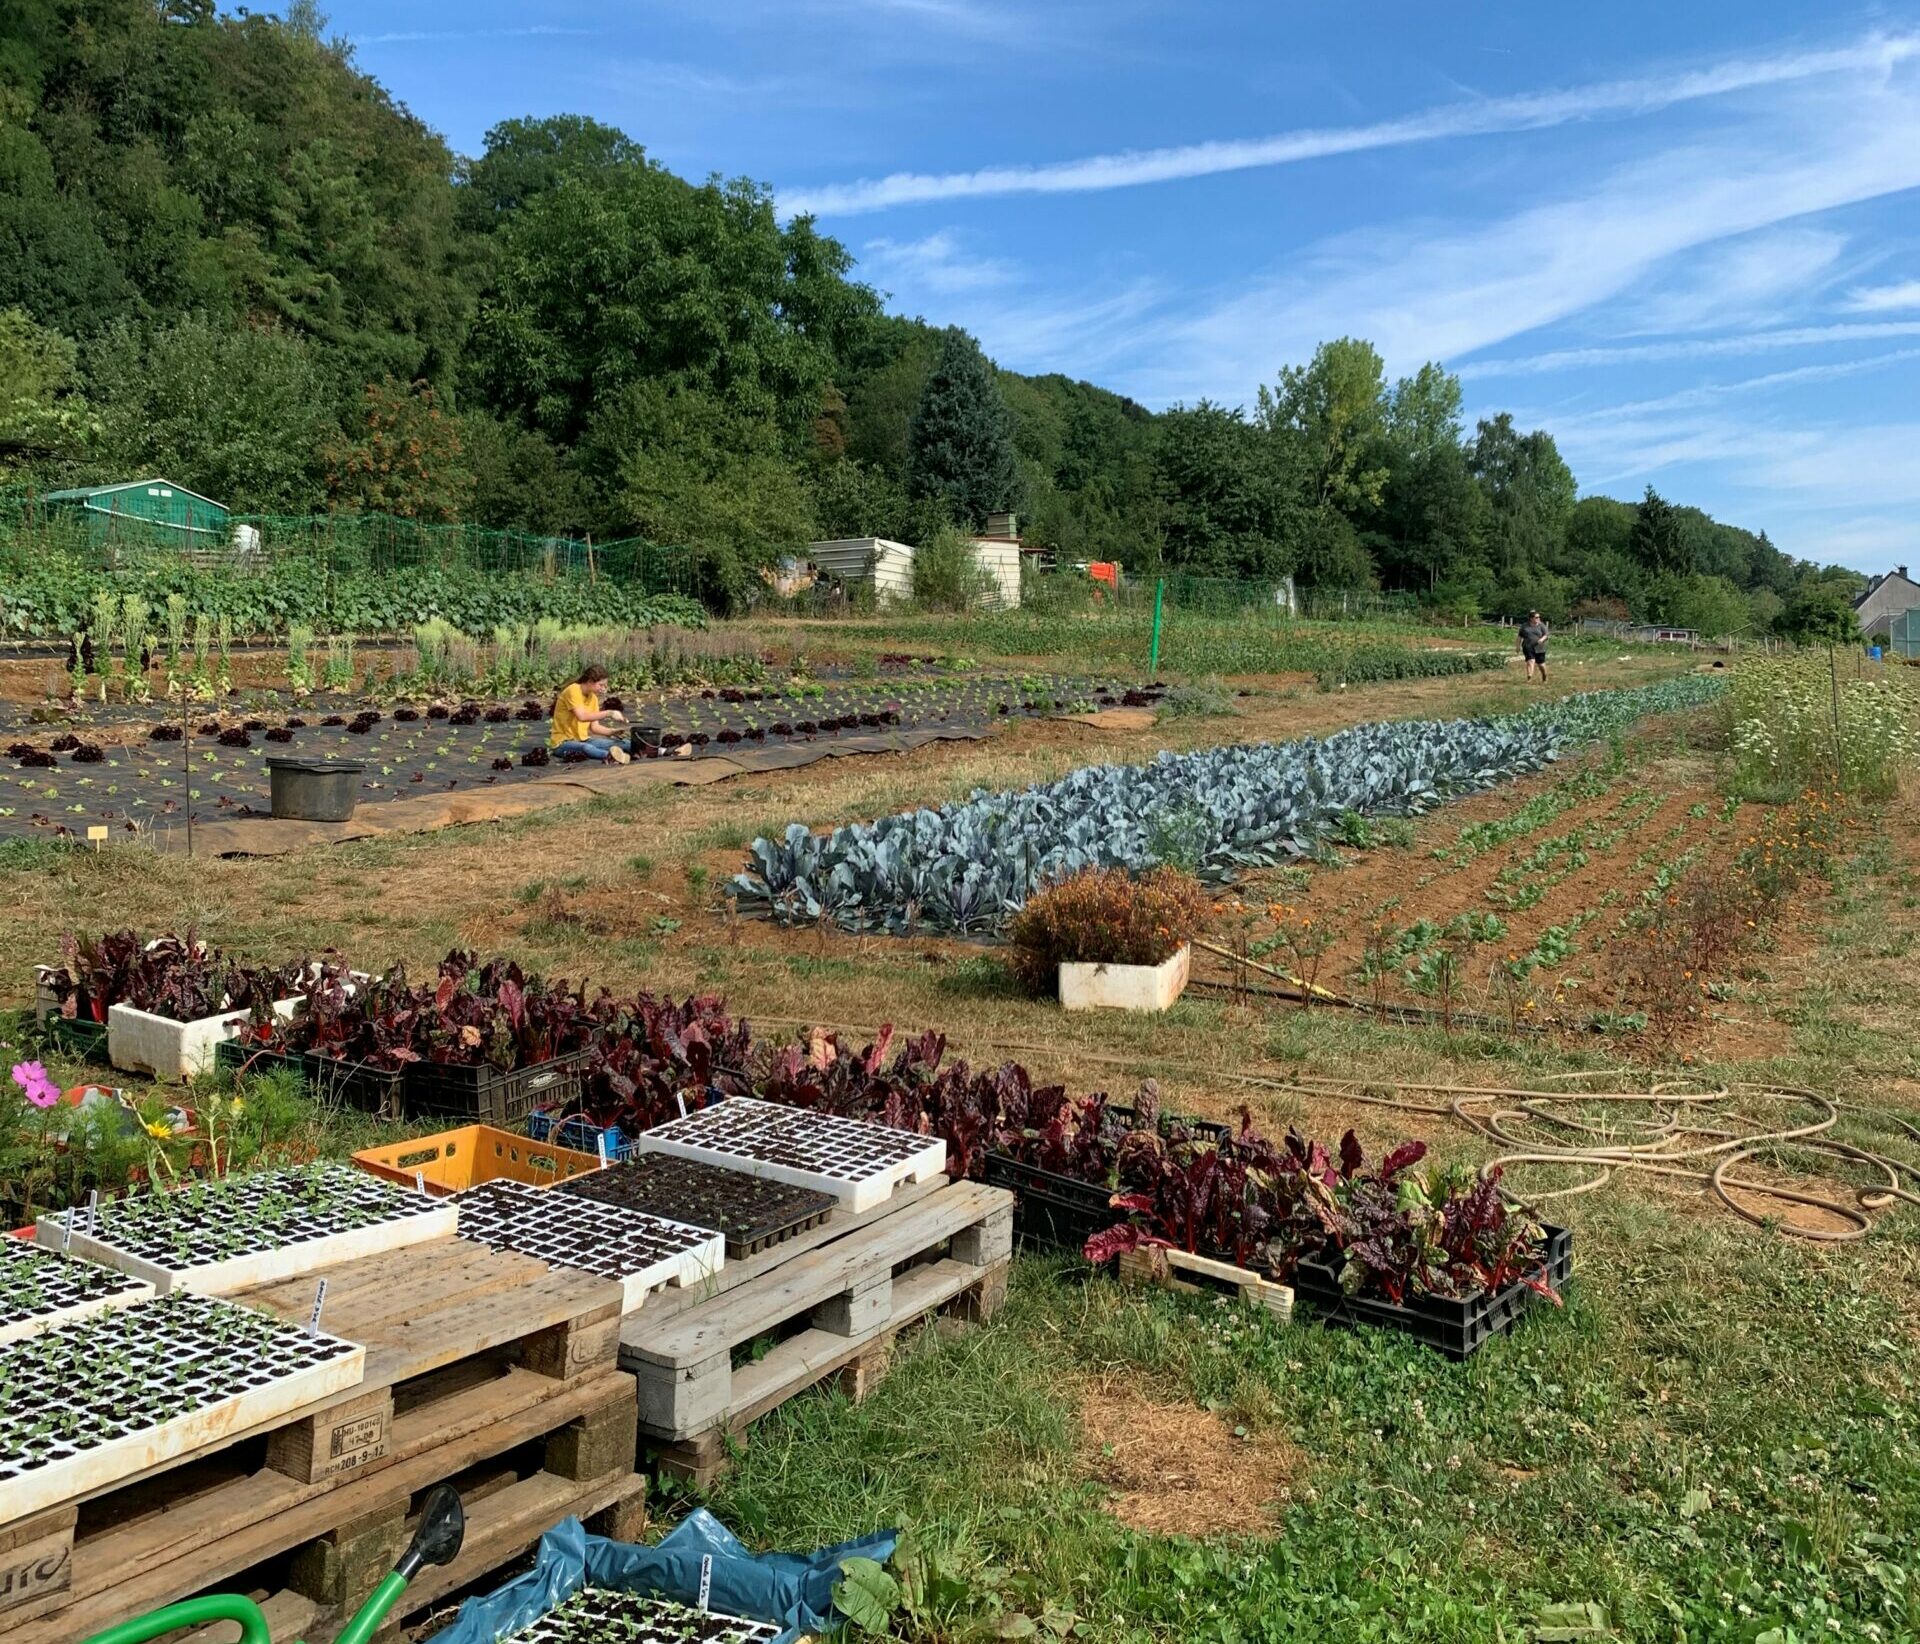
[549,665,631,763]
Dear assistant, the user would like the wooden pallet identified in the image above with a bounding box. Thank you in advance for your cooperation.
[1115,1245,1294,1320]
[619,1178,1013,1488]
[0,1235,630,1644]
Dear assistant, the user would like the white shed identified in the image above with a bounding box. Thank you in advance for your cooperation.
[967,539,1022,609]
[809,538,917,605]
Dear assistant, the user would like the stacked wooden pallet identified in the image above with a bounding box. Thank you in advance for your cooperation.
[619,1175,1015,1488]
[0,1235,644,1644]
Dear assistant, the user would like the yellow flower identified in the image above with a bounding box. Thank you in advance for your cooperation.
[229,1097,246,1117]
[143,1119,173,1140]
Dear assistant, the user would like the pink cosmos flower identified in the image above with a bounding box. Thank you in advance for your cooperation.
[11,1061,60,1109]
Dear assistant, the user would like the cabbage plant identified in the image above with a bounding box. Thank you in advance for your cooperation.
[730,676,1726,936]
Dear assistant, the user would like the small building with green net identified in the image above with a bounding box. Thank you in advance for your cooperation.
[42,479,230,548]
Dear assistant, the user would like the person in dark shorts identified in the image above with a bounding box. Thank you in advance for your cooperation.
[1518,610,1549,682]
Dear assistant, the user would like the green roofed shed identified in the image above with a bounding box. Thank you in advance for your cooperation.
[43,478,230,547]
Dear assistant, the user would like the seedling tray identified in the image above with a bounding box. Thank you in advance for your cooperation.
[1292,1225,1573,1361]
[453,1180,723,1313]
[353,1124,605,1196]
[0,1237,154,1344]
[303,1052,409,1115]
[511,1585,780,1644]
[405,1048,591,1129]
[556,1154,834,1258]
[0,1290,364,1528]
[638,1096,948,1212]
[35,1163,459,1295]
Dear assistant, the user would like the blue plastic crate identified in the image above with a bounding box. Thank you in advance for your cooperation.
[527,1110,639,1163]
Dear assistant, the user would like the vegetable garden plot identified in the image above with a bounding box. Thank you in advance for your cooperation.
[508,1586,781,1644]
[730,674,1729,936]
[638,1098,948,1213]
[0,1238,153,1344]
[36,1163,458,1295]
[0,1291,364,1528]
[454,1180,724,1313]
[0,672,1144,841]
[556,1155,835,1259]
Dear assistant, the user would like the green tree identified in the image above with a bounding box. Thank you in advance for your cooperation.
[906,327,1017,527]
[1256,337,1391,512]
[1776,583,1861,646]
[458,114,644,234]
[0,307,95,475]
[1154,402,1285,579]
[1630,485,1693,574]
[1468,413,1576,572]
[87,314,332,512]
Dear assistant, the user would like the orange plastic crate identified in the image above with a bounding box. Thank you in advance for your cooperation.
[351,1124,604,1197]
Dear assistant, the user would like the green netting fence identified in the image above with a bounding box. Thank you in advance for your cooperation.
[1888,608,1919,659]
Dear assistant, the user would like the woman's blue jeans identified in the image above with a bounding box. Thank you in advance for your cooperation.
[554,736,617,760]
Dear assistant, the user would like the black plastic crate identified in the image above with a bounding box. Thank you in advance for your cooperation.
[1292,1225,1573,1361]
[403,1048,590,1129]
[983,1100,1232,1256]
[303,1052,408,1116]
[212,1040,309,1083]
[41,1014,109,1062]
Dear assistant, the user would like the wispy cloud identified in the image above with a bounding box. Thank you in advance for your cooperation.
[1841,278,1920,312]
[1620,227,1846,334]
[1460,320,1920,378]
[355,26,598,45]
[780,30,1920,216]
[862,230,1019,296]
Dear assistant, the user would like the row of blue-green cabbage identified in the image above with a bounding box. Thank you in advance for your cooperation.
[728,674,1728,935]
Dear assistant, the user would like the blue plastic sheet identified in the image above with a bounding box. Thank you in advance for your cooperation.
[429,1510,897,1644]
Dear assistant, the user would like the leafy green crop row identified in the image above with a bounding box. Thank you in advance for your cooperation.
[0,558,705,640]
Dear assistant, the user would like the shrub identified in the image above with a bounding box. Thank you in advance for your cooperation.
[1005,866,1208,995]
[910,524,996,613]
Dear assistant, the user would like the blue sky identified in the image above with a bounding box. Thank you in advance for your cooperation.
[328,1,1920,575]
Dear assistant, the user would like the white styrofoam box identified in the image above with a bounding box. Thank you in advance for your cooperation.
[638,1097,948,1213]
[106,995,303,1081]
[453,1181,723,1314]
[1059,943,1191,1013]
[0,1292,365,1529]
[0,1240,155,1345]
[36,1164,458,1296]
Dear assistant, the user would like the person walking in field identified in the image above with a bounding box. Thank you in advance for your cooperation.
[550,663,631,762]
[1518,610,1550,683]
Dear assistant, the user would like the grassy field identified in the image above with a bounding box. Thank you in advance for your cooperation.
[5,633,1916,1643]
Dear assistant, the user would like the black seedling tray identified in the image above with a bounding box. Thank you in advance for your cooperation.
[1292,1225,1573,1361]
[556,1154,835,1258]
[404,1048,590,1129]
[302,1053,408,1116]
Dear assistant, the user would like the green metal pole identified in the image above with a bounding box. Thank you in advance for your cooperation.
[1149,578,1164,676]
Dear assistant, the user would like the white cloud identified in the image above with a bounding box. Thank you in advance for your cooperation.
[780,29,1920,216]
[1841,278,1920,312]
[356,26,597,45]
[861,230,1019,296]
[1621,228,1846,333]
[1460,320,1920,377]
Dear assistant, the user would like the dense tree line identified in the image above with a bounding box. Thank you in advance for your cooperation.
[0,3,1862,628]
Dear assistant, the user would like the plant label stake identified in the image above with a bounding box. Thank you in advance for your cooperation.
[674,1091,687,1120]
[415,1169,427,1196]
[697,1554,712,1612]
[307,1277,328,1337]
[597,1130,611,1167]
[87,1188,99,1235]
[61,1214,74,1256]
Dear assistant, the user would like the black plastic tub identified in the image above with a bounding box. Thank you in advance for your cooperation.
[1292,1225,1574,1361]
[627,725,663,757]
[302,1052,408,1115]
[266,757,364,822]
[404,1048,591,1129]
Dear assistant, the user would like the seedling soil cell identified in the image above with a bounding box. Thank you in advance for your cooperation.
[555,1154,835,1258]
[507,1585,780,1644]
[35,1163,458,1296]
[637,1098,948,1213]
[453,1180,723,1313]
[0,672,1147,842]
[0,1237,154,1345]
[0,1290,365,1528]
